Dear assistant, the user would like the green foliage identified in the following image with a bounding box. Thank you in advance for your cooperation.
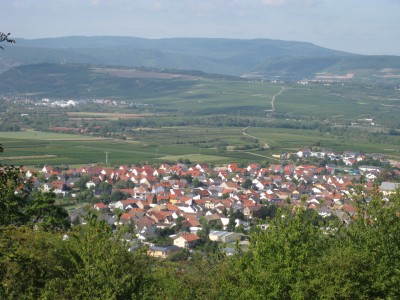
[0,163,69,231]
[217,190,400,299]
[110,190,126,202]
[0,226,67,299]
[252,203,279,220]
[25,191,70,231]
[235,207,328,299]
[144,253,224,300]
[0,165,29,226]
[149,227,175,246]
[74,175,90,190]
[2,166,400,300]
[241,178,253,189]
[168,248,190,262]
[44,210,151,299]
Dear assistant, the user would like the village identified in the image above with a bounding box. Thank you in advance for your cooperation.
[25,149,400,259]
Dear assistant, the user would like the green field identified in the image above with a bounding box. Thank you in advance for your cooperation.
[0,129,258,165]
[1,125,399,166]
[1,67,400,166]
[0,131,110,141]
[275,85,400,126]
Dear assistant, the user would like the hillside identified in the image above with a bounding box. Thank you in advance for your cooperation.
[0,63,210,98]
[5,36,399,82]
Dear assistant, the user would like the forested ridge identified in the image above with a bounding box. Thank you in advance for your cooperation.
[1,161,400,299]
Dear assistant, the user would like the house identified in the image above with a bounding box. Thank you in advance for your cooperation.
[182,218,202,233]
[209,230,242,243]
[297,149,311,158]
[228,163,239,173]
[152,184,165,194]
[147,245,181,258]
[173,232,201,249]
[119,212,137,224]
[86,180,97,189]
[134,186,149,199]
[41,165,55,173]
[148,211,173,224]
[243,205,262,219]
[114,199,138,210]
[358,165,383,173]
[380,182,400,196]
[94,203,109,212]
[40,183,53,192]
[269,164,284,174]
[135,216,156,240]
[220,182,240,191]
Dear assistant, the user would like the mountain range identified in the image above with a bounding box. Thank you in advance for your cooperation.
[1,36,400,83]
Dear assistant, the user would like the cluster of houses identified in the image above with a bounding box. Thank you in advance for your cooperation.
[24,149,400,258]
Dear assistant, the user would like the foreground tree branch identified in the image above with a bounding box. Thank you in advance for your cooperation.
[0,32,15,50]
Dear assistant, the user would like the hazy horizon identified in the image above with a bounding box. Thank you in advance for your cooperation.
[2,0,400,56]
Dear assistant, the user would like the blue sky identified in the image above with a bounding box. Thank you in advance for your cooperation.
[2,0,400,55]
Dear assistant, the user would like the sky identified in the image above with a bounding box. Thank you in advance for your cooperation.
[1,0,400,55]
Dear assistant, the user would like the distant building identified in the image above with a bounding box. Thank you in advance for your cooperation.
[209,230,242,243]
[173,232,201,249]
[147,245,181,258]
[380,182,400,196]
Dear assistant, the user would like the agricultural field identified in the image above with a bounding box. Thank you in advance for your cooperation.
[1,125,399,166]
[0,129,258,166]
[275,84,400,127]
[1,67,400,166]
[66,112,157,121]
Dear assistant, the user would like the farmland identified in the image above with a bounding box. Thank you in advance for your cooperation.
[1,124,399,167]
[1,65,400,166]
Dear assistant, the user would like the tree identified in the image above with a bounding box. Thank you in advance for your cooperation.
[110,190,125,202]
[0,157,69,231]
[193,178,203,188]
[0,226,67,299]
[221,207,329,299]
[74,175,90,190]
[45,210,151,299]
[24,191,70,232]
[226,208,240,232]
[0,32,15,50]
[0,165,30,226]
[242,178,252,189]
[168,248,190,262]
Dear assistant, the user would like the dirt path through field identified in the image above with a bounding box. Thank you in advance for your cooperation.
[237,87,288,157]
[265,86,286,113]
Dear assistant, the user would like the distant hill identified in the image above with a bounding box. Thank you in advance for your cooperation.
[1,36,400,83]
[0,63,208,98]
